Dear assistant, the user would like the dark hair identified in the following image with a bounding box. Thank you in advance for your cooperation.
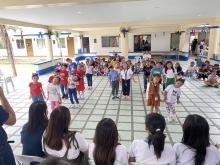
[182,114,210,165]
[26,101,48,133]
[43,106,71,150]
[32,73,39,78]
[165,61,175,73]
[93,118,119,165]
[145,113,166,159]
[40,158,71,165]
[176,78,185,84]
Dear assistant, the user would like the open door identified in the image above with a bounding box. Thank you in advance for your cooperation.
[25,39,34,57]
[67,37,75,56]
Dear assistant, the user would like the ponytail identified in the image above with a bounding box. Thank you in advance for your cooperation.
[148,130,166,159]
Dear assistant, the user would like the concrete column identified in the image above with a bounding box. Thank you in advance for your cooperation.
[208,28,220,59]
[120,32,129,60]
[46,35,54,60]
[179,32,186,51]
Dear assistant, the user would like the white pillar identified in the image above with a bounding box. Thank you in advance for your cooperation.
[46,36,53,60]
[120,32,129,60]
[208,28,220,59]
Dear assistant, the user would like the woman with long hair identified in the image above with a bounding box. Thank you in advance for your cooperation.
[21,101,48,157]
[129,113,175,164]
[42,106,88,163]
[174,114,220,165]
[89,118,128,165]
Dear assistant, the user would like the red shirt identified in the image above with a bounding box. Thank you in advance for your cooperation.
[59,70,69,85]
[29,82,42,96]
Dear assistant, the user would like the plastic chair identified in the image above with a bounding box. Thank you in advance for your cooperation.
[15,155,45,165]
[0,69,15,94]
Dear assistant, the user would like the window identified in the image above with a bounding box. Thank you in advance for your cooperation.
[0,36,5,49]
[170,33,180,51]
[16,39,25,49]
[37,39,46,49]
[58,38,66,48]
[101,36,119,47]
[134,35,151,52]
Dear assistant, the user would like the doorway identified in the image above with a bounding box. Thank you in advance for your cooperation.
[134,34,151,52]
[67,37,75,56]
[25,39,34,57]
[82,37,90,53]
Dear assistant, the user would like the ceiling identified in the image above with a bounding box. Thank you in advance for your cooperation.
[0,0,220,31]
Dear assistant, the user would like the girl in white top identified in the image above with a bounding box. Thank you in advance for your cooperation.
[42,106,88,162]
[89,118,128,165]
[85,60,94,90]
[129,113,176,165]
[163,61,176,88]
[173,114,220,165]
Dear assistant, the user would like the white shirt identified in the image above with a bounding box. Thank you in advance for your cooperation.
[47,83,60,101]
[129,139,176,165]
[43,132,88,160]
[121,69,133,80]
[165,85,181,104]
[86,64,93,74]
[173,143,220,165]
[88,143,129,165]
[144,53,151,60]
[164,69,176,78]
[187,66,197,72]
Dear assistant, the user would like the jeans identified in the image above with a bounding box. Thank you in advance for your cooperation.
[143,76,149,91]
[86,74,93,87]
[68,88,79,104]
[111,80,119,96]
[60,84,68,97]
[122,79,131,96]
[32,95,44,102]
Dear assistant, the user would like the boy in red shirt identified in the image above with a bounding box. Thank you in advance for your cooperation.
[29,73,45,102]
[59,64,69,99]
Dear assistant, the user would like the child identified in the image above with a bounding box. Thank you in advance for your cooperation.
[68,75,80,108]
[73,64,85,99]
[89,118,128,165]
[47,77,61,111]
[59,64,69,99]
[120,62,135,100]
[164,78,185,122]
[204,70,220,88]
[108,66,120,100]
[29,73,45,102]
[85,60,94,90]
[163,61,176,88]
[48,69,60,83]
[129,113,175,165]
[185,61,197,78]
[197,64,209,80]
[143,60,153,92]
[173,114,220,165]
[175,62,184,78]
[147,75,160,113]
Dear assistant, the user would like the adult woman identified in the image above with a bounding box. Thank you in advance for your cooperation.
[89,118,128,165]
[42,106,88,163]
[0,87,16,165]
[173,114,220,165]
[21,101,48,157]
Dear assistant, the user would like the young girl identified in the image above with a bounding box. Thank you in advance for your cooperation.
[120,62,135,100]
[204,70,220,88]
[175,62,184,78]
[89,118,128,165]
[85,60,94,90]
[68,75,80,108]
[173,114,220,165]
[129,113,176,165]
[59,64,69,99]
[163,61,176,88]
[47,77,61,111]
[164,78,185,122]
[147,75,160,113]
[185,61,197,78]
[73,64,85,99]
[29,73,45,102]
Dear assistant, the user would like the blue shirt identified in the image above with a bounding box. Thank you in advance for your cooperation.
[0,106,16,165]
[150,67,163,77]
[21,121,48,157]
[68,62,77,75]
[108,70,120,81]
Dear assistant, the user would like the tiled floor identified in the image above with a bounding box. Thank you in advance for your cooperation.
[2,61,220,155]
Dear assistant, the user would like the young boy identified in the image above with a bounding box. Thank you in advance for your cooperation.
[164,78,185,122]
[204,70,220,88]
[108,66,120,100]
[59,64,69,99]
[143,60,153,92]
[29,73,45,102]
[68,75,80,108]
[185,61,197,78]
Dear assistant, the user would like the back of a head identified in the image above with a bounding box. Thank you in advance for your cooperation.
[182,114,210,165]
[27,101,48,132]
[145,113,166,159]
[93,118,118,165]
[44,106,71,151]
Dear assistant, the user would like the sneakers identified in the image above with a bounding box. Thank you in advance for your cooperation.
[112,96,116,100]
